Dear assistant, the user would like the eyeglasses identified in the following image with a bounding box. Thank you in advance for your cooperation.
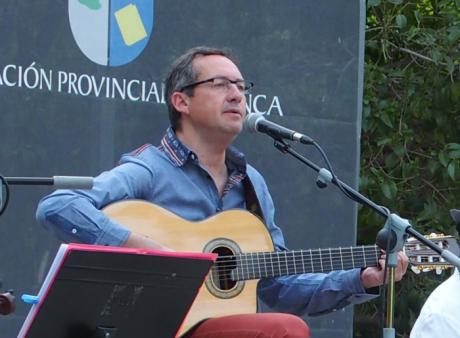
[179,76,254,94]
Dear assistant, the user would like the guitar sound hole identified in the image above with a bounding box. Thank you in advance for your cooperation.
[212,246,236,291]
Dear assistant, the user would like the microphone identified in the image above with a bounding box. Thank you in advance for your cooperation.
[244,113,314,144]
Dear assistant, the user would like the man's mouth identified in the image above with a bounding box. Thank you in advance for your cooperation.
[223,108,242,116]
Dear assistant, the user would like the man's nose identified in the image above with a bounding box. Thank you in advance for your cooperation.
[226,83,244,102]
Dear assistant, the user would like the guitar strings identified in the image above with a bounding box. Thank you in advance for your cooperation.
[214,243,436,270]
[205,244,444,283]
[209,251,446,284]
[208,245,381,282]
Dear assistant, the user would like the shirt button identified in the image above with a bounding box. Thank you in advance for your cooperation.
[71,228,77,234]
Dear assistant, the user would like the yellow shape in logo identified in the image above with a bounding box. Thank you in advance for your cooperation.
[114,4,147,46]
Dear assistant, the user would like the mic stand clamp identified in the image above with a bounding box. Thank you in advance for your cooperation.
[316,168,333,189]
[0,290,15,315]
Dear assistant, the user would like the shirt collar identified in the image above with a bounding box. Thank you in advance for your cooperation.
[160,127,192,166]
[160,127,247,174]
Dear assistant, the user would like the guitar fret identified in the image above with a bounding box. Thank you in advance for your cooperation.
[261,252,266,277]
[245,253,250,279]
[256,252,261,278]
[329,248,333,271]
[234,256,240,281]
[350,246,355,268]
[238,254,243,280]
[251,253,255,279]
[300,250,305,273]
[362,246,367,267]
[244,253,250,280]
[319,249,323,272]
[277,252,282,276]
[310,249,314,272]
[339,247,344,270]
[288,251,292,275]
[286,251,291,275]
[352,247,360,267]
[292,251,297,275]
[265,252,270,277]
[285,251,290,275]
[270,251,274,277]
[271,252,276,276]
[374,246,379,265]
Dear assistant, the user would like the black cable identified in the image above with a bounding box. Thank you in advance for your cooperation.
[0,174,10,216]
[311,141,361,202]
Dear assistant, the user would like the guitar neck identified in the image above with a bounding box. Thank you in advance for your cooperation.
[228,245,380,281]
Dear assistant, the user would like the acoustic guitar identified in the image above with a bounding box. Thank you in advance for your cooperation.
[103,200,458,336]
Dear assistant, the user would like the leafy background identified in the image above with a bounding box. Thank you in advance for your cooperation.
[355,0,460,336]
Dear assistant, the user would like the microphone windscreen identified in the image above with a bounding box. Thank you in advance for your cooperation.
[243,113,264,133]
[53,176,94,189]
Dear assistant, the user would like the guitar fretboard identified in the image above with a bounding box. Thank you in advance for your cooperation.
[216,245,380,281]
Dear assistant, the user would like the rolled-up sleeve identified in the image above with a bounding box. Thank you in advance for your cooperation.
[36,160,154,246]
[258,269,377,316]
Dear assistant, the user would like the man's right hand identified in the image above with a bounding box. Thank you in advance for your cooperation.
[123,232,174,251]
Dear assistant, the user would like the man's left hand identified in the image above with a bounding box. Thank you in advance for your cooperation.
[360,251,409,289]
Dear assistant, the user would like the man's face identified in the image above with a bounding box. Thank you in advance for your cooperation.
[183,54,247,138]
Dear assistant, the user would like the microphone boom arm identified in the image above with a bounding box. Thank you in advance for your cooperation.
[272,139,460,266]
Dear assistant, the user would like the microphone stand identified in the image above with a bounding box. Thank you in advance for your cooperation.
[271,138,460,338]
[1,175,94,215]
[0,174,94,315]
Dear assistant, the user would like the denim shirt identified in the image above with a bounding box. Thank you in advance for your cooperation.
[36,127,377,316]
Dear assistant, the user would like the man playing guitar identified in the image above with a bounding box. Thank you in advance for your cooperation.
[36,46,408,338]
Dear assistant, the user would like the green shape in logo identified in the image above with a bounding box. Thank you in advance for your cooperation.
[78,0,101,10]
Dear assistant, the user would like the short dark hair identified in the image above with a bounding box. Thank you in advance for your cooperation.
[164,46,237,130]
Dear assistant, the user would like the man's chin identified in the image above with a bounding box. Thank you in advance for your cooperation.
[220,123,243,138]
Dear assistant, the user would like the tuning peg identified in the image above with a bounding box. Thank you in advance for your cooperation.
[411,266,421,274]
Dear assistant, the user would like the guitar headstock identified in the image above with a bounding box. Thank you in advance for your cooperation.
[404,233,460,275]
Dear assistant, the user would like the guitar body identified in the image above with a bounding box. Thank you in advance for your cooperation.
[103,200,274,336]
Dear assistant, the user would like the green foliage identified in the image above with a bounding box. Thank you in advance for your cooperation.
[356,0,460,336]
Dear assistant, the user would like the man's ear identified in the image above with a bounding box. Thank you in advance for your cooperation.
[170,92,191,116]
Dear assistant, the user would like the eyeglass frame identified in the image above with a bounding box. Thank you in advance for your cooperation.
[178,76,254,94]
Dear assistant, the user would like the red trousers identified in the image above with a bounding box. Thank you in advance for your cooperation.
[183,313,310,338]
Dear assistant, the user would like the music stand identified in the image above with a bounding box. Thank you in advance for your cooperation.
[18,244,216,338]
